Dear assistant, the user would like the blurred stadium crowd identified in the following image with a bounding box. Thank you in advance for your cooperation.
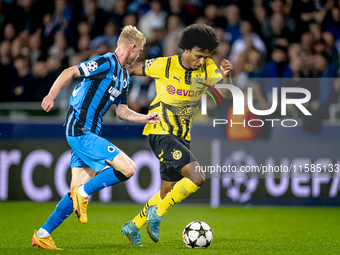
[0,0,339,118]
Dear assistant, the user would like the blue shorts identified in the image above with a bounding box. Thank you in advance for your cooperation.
[67,132,121,172]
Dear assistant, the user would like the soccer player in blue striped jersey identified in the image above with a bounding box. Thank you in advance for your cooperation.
[32,26,160,250]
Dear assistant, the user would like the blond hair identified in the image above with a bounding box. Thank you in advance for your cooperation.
[117,25,146,47]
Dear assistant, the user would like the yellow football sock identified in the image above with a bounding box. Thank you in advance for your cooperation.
[132,191,162,229]
[156,178,200,216]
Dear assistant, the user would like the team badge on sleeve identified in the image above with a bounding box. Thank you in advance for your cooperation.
[87,61,98,72]
[146,59,153,67]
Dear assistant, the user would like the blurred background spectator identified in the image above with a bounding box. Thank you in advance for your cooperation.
[0,0,339,134]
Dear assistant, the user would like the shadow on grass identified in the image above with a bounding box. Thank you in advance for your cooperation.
[63,243,145,250]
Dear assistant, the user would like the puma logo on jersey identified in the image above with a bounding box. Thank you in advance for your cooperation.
[158,150,164,158]
[158,149,164,162]
[173,76,181,83]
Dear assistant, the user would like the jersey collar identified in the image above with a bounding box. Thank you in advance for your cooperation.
[178,54,194,72]
[112,52,123,69]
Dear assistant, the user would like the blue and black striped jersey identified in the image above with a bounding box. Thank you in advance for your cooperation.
[65,52,130,137]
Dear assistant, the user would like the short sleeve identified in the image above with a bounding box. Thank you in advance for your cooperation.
[77,55,111,79]
[143,58,165,78]
[206,60,224,86]
[119,85,129,105]
[116,68,131,105]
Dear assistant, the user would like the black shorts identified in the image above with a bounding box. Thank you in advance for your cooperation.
[149,134,197,182]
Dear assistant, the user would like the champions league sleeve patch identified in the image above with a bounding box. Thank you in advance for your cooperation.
[87,61,98,72]
[146,59,153,67]
[80,61,98,77]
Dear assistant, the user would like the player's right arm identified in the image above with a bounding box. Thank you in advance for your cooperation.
[116,104,160,123]
[127,62,144,76]
[127,58,164,77]
[41,66,80,112]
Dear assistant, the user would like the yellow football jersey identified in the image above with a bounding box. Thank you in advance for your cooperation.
[142,55,223,141]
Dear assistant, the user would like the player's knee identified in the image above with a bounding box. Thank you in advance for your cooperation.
[190,168,205,187]
[160,186,172,199]
[192,177,205,187]
[160,190,168,199]
[124,160,136,178]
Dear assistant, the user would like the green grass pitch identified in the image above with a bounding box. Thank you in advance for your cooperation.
[0,202,339,254]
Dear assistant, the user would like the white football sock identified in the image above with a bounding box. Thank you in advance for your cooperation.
[36,228,50,238]
[78,185,89,198]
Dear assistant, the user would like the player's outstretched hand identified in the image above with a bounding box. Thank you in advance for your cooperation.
[145,112,161,124]
[220,59,233,77]
[41,95,54,112]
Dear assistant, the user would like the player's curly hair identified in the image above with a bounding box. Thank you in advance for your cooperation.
[178,24,219,53]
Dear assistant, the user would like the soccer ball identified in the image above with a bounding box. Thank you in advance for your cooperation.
[182,221,213,248]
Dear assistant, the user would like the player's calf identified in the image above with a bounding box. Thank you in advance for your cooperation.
[70,166,133,224]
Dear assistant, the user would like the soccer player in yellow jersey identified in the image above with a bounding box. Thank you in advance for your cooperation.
[121,24,233,246]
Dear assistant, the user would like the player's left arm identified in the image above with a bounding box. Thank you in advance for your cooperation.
[216,59,233,99]
[116,104,160,124]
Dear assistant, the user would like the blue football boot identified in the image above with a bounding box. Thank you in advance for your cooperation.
[121,221,142,247]
[146,205,163,242]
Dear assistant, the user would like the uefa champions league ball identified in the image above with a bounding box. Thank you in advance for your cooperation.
[86,61,98,72]
[182,221,213,248]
